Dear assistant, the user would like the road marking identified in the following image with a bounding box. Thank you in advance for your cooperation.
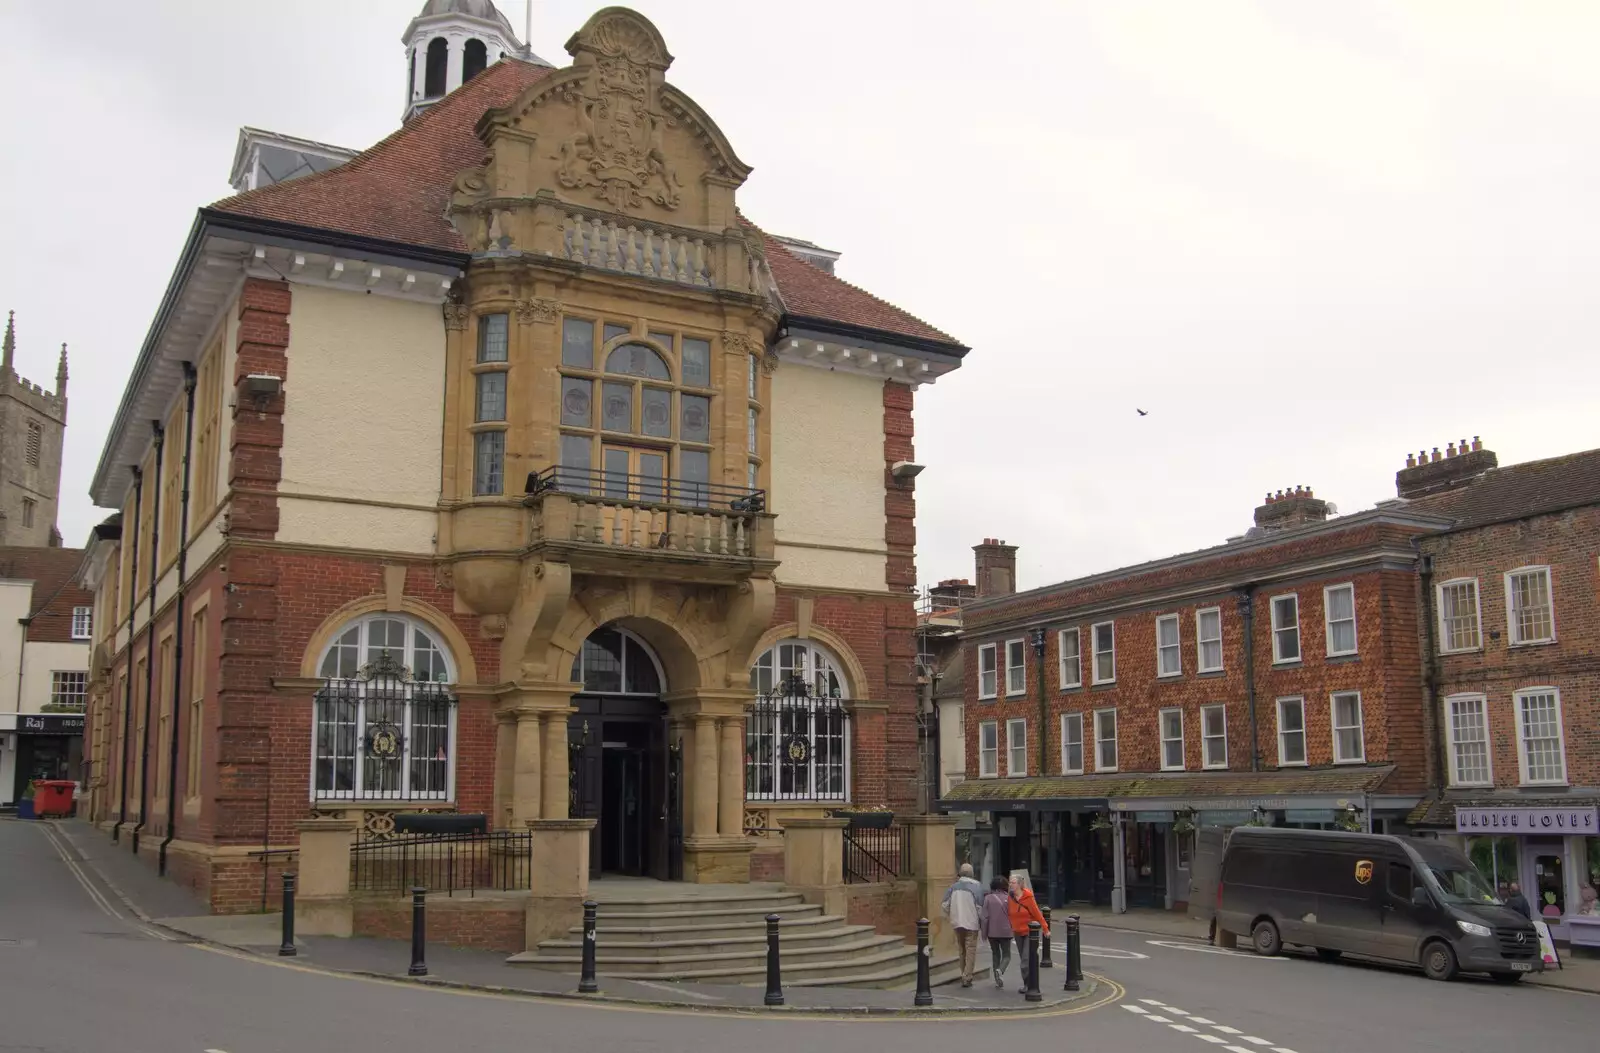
[1147,1014,1172,1023]
[1082,946,1150,959]
[1169,1023,1198,1033]
[1225,1046,1258,1053]
[1190,1016,1217,1024]
[1164,1006,1191,1015]
[1240,1039,1271,1046]
[37,824,121,922]
[1145,939,1279,959]
[627,979,721,1002]
[1196,1037,1227,1045]
[1140,998,1167,1005]
[1123,1005,1150,1014]
[1272,1048,1300,1053]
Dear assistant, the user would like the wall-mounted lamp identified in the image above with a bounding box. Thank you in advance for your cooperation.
[890,461,925,482]
[242,373,283,410]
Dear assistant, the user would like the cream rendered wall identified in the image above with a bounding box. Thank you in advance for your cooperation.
[278,284,444,554]
[0,582,30,713]
[769,364,887,592]
[22,642,87,710]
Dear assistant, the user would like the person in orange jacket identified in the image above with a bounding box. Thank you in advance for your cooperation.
[1007,875,1048,994]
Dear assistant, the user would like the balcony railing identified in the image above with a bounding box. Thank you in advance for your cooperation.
[524,467,774,567]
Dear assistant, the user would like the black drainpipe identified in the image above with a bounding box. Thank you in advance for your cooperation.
[113,467,143,843]
[1419,551,1447,798]
[132,421,164,855]
[1235,585,1260,771]
[160,364,197,876]
[1032,627,1048,776]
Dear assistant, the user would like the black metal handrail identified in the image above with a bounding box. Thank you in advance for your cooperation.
[350,829,533,898]
[524,466,766,513]
[843,825,907,884]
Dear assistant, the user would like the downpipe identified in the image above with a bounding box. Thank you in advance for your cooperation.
[131,421,164,856]
[112,468,143,843]
[160,363,197,876]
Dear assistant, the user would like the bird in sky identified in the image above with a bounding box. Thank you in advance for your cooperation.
[1136,408,1148,416]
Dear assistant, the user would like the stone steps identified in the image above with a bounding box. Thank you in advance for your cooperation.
[508,889,963,989]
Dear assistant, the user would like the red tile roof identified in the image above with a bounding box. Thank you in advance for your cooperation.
[1405,447,1600,530]
[0,547,93,644]
[211,60,963,350]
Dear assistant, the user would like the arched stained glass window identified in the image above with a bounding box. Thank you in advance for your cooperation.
[571,626,664,695]
[313,614,456,803]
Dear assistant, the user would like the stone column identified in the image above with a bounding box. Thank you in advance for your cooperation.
[524,817,596,949]
[692,715,718,837]
[445,35,465,95]
[295,817,356,937]
[540,712,569,820]
[492,711,516,829]
[781,817,847,918]
[903,813,959,955]
[513,711,542,825]
[718,716,743,837]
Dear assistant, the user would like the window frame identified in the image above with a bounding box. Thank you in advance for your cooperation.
[1005,718,1028,777]
[1091,621,1116,685]
[1323,583,1358,657]
[48,670,87,711]
[71,606,93,641]
[1436,578,1483,654]
[1276,696,1307,767]
[1004,638,1027,697]
[745,638,851,801]
[978,720,1000,778]
[1058,628,1081,689]
[1060,712,1084,775]
[1330,690,1365,764]
[1159,707,1185,771]
[1155,614,1182,678]
[1093,707,1118,773]
[977,643,998,700]
[1270,593,1301,665]
[1201,703,1228,770]
[1514,686,1567,786]
[1195,606,1223,673]
[1504,566,1556,646]
[310,613,459,804]
[1444,692,1492,787]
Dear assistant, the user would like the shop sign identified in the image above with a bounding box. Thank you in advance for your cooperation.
[1200,810,1254,827]
[1285,809,1337,823]
[1134,810,1175,823]
[1454,807,1599,834]
[18,714,84,735]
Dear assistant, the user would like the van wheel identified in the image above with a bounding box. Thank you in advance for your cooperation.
[1421,940,1458,981]
[1251,920,1282,956]
[1488,972,1524,985]
[1315,948,1342,962]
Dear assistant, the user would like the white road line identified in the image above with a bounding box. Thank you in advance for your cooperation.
[1122,1005,1150,1014]
[1169,1023,1198,1033]
[1240,1039,1272,1046]
[1164,1007,1191,1015]
[1225,1047,1259,1053]
[1146,1014,1172,1023]
[1146,939,1280,959]
[1140,998,1167,1005]
[1082,945,1151,959]
[1190,1017,1217,1024]
[1272,1049,1299,1053]
[627,979,721,1002]
[1213,1025,1243,1034]
[37,824,121,921]
[1196,1037,1228,1045]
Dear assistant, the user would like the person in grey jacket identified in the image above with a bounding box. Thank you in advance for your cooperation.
[979,876,1015,987]
[941,863,986,987]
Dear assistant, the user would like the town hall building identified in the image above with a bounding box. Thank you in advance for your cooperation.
[80,2,967,914]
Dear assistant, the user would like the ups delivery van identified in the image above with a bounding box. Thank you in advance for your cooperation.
[1212,828,1541,983]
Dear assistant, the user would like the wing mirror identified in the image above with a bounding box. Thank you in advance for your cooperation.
[1411,887,1430,909]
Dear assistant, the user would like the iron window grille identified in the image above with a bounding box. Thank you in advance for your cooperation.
[745,673,848,801]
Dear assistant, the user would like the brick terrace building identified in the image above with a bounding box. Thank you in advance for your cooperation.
[941,441,1600,922]
[80,4,966,913]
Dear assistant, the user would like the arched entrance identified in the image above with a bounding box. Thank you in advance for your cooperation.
[568,625,681,879]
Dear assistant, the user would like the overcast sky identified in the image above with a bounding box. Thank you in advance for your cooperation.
[2,1,1596,590]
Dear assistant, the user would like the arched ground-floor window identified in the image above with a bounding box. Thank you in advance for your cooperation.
[313,613,457,802]
[746,640,850,802]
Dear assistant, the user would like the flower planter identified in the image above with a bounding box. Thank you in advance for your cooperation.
[834,810,894,829]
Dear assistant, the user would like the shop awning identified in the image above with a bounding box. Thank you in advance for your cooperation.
[938,764,1395,813]
[1408,793,1600,829]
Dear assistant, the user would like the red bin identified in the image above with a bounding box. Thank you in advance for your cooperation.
[32,780,75,817]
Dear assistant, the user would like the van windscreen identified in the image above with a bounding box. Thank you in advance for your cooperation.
[1425,862,1500,905]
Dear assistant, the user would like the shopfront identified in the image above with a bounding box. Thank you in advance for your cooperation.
[6,714,84,804]
[1455,805,1600,941]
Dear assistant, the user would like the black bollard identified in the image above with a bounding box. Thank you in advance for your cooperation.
[1024,921,1042,1001]
[764,913,784,1006]
[579,900,599,993]
[1063,913,1082,992]
[1040,906,1054,968]
[408,886,428,977]
[278,872,297,957]
[914,917,933,1006]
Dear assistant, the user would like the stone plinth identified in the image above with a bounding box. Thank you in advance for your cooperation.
[524,817,595,949]
[295,817,357,936]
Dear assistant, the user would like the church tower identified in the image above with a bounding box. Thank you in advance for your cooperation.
[0,312,68,547]
[402,0,552,122]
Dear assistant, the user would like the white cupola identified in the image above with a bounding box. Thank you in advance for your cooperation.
[402,0,552,122]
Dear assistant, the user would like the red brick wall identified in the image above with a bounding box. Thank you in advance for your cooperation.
[963,568,1425,784]
[353,895,525,953]
[1424,506,1600,791]
[845,879,921,943]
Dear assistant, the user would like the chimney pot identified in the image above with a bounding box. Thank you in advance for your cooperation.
[1472,436,1482,452]
[1406,453,1416,468]
[1447,442,1457,458]
[1431,447,1442,463]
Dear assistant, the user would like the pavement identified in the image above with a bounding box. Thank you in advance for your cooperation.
[5,817,1598,1052]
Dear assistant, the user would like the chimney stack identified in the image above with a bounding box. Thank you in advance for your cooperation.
[928,578,978,610]
[1253,486,1330,533]
[1396,437,1496,498]
[973,538,1018,598]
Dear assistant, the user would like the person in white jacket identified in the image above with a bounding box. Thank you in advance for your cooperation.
[941,863,986,987]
